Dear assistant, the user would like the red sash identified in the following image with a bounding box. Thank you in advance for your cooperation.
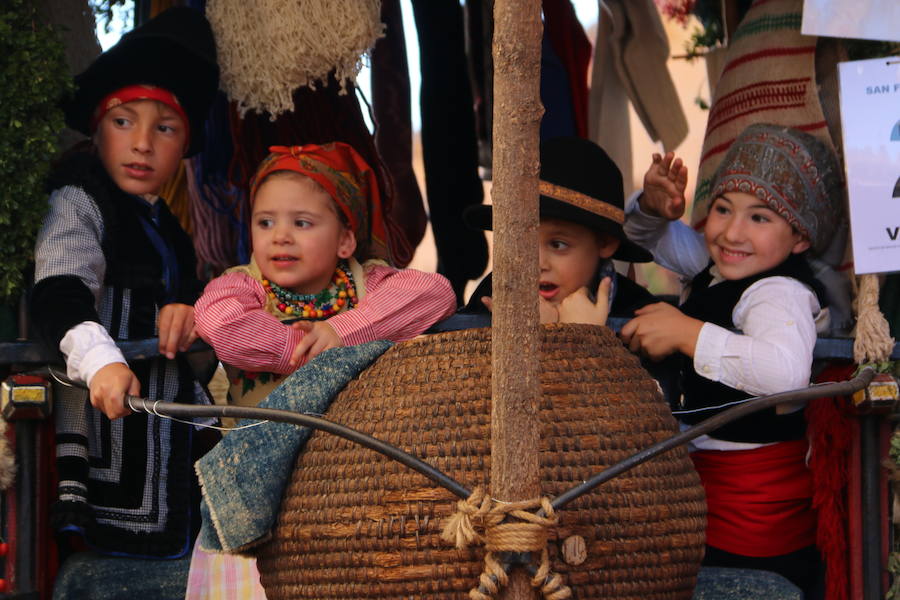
[692,439,816,557]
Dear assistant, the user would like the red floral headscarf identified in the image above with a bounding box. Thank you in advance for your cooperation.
[250,143,393,264]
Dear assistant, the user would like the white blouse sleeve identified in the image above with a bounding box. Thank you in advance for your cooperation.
[623,191,709,278]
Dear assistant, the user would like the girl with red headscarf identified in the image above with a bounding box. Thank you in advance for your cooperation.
[186,143,455,597]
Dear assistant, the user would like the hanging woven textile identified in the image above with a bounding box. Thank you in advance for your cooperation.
[207,0,384,117]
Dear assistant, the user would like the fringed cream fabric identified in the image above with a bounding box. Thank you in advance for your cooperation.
[207,0,384,117]
[853,274,895,364]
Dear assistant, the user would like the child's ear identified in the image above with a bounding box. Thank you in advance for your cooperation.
[791,233,811,255]
[597,234,621,259]
[337,228,357,259]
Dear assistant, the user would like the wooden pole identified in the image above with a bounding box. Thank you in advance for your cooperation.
[490,0,543,598]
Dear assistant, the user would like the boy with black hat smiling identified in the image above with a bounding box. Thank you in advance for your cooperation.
[31,7,218,566]
[463,136,656,324]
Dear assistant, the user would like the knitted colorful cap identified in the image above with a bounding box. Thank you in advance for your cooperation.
[250,143,392,263]
[710,124,843,255]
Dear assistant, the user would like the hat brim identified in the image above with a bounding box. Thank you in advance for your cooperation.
[464,199,653,263]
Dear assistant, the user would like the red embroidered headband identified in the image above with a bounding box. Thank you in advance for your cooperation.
[91,85,190,149]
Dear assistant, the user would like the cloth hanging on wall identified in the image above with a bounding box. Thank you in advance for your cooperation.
[463,0,494,171]
[588,3,633,196]
[589,0,687,197]
[540,36,578,141]
[588,0,687,176]
[371,0,427,258]
[411,0,488,301]
[543,0,591,139]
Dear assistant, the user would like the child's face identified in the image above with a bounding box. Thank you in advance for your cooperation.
[94,99,187,197]
[538,218,619,305]
[251,174,356,294]
[704,192,810,280]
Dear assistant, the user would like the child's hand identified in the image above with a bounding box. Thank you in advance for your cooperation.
[482,296,560,324]
[557,277,611,325]
[640,152,688,221]
[289,321,344,368]
[158,303,197,359]
[90,362,140,419]
[619,302,703,361]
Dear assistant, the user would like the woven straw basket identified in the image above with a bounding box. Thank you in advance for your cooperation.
[256,324,706,599]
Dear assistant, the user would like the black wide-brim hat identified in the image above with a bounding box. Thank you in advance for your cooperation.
[64,7,219,157]
[466,137,653,263]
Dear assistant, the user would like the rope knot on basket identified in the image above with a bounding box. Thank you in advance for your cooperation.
[441,487,572,600]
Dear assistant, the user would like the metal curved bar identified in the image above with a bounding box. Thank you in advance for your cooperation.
[47,366,877,511]
[126,397,474,500]
[549,367,876,511]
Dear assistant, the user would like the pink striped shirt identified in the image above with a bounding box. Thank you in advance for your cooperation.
[194,264,456,373]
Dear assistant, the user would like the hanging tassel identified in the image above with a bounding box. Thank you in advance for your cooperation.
[0,415,15,490]
[853,274,895,364]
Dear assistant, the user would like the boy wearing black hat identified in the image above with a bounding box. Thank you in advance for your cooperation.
[463,136,656,323]
[30,8,218,563]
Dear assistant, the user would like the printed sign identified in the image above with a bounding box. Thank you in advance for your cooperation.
[838,56,900,274]
[803,0,900,42]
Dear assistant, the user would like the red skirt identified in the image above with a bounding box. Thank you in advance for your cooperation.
[691,439,816,557]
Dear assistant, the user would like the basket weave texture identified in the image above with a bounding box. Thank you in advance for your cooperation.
[256,324,706,599]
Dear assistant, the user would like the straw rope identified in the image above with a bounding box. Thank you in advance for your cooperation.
[853,274,895,364]
[441,487,572,600]
[207,0,384,117]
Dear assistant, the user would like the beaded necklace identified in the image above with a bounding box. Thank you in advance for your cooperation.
[262,260,358,319]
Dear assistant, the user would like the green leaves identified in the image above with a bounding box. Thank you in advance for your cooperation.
[0,0,71,301]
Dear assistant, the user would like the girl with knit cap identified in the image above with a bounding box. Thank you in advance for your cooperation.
[31,8,219,585]
[620,124,843,595]
[187,142,455,597]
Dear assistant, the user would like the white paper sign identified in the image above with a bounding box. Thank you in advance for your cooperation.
[838,56,900,274]
[803,0,900,42]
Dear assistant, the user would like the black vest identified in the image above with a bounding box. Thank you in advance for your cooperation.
[32,151,205,557]
[676,254,826,443]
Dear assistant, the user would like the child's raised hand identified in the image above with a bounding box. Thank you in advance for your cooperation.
[619,302,703,361]
[557,277,611,325]
[90,362,140,419]
[481,296,560,324]
[641,152,688,221]
[158,303,197,359]
[289,320,344,368]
